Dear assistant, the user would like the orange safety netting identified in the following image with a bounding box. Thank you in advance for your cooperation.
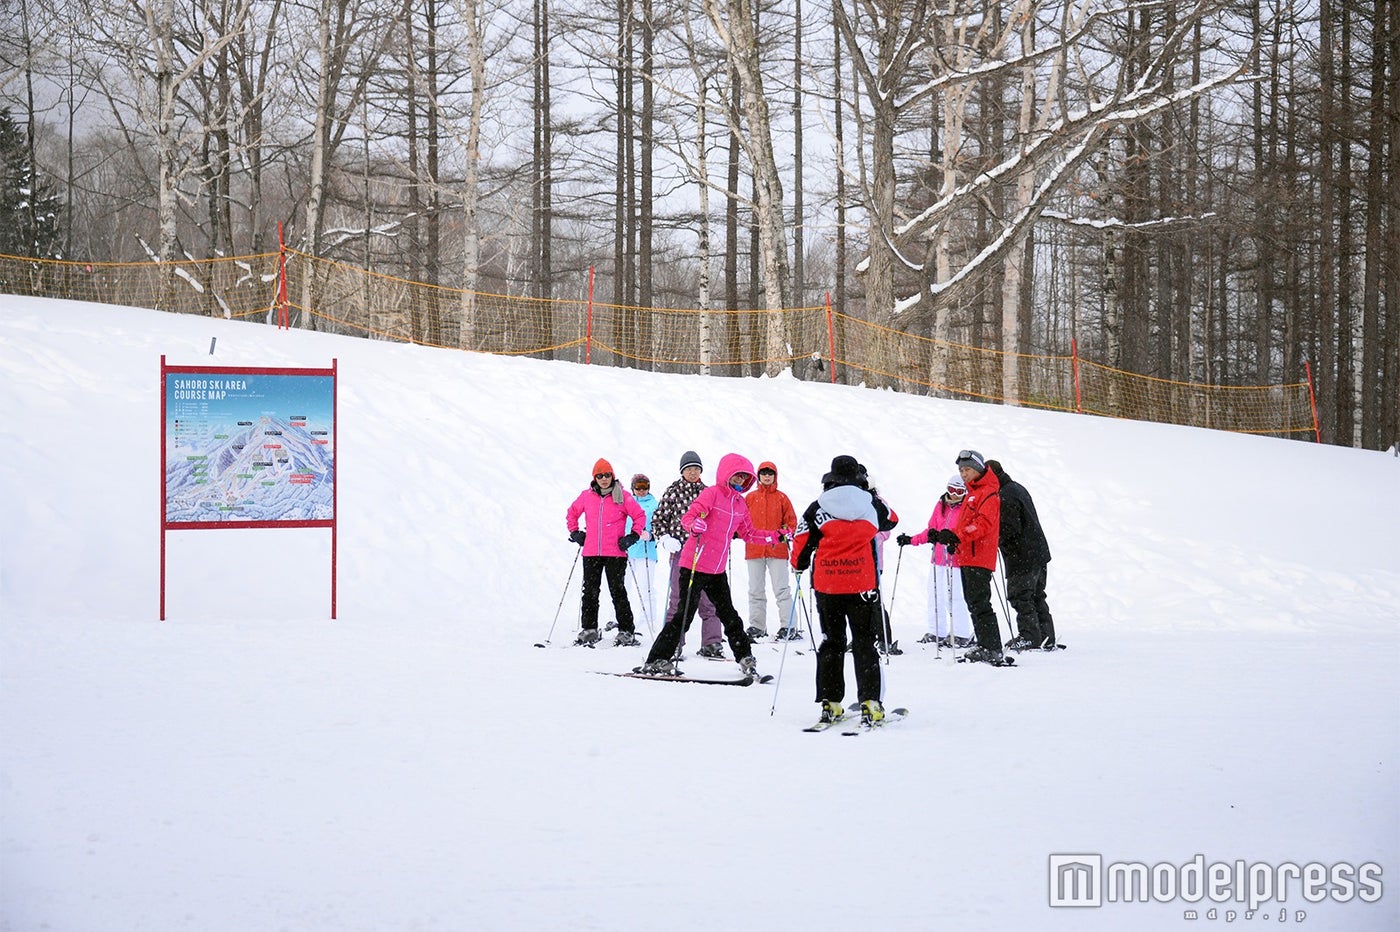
[0,251,1316,438]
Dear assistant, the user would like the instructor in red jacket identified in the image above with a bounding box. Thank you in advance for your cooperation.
[933,449,1005,664]
[791,455,898,726]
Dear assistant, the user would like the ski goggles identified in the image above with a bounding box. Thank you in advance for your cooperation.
[632,481,650,491]
[955,449,985,471]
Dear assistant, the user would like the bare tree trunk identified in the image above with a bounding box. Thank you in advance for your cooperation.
[791,0,805,311]
[459,0,486,347]
[703,0,790,375]
[1360,0,1386,447]
[1316,0,1337,441]
[697,74,714,375]
[1384,0,1400,445]
[638,0,654,367]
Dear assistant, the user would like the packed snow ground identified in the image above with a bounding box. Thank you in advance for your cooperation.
[1,296,1397,932]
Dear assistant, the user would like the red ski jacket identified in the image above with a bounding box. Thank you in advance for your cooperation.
[952,468,1001,571]
[791,483,896,594]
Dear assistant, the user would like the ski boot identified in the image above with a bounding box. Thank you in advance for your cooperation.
[860,699,886,725]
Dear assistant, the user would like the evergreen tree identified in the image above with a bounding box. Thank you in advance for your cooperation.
[0,108,63,259]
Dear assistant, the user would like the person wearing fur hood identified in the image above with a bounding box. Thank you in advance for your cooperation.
[639,453,786,679]
[565,458,649,647]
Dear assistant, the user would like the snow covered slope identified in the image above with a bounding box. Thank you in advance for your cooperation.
[2,296,1396,931]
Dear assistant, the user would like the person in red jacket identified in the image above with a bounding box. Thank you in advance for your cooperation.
[743,461,797,640]
[565,458,649,647]
[932,449,1005,664]
[791,455,898,726]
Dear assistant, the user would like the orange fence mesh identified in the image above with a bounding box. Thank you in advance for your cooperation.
[0,251,1316,438]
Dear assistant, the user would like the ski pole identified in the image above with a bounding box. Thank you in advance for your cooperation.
[945,561,958,653]
[535,547,582,648]
[644,558,657,636]
[934,560,944,660]
[627,559,655,638]
[991,562,1013,643]
[888,545,905,622]
[670,544,704,664]
[883,546,905,663]
[798,576,818,647]
[769,571,804,717]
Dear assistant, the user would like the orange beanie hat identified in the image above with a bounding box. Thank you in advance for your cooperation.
[592,458,614,478]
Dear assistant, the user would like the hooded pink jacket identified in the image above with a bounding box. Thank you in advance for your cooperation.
[678,453,781,575]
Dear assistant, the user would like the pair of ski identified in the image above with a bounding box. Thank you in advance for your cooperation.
[595,666,775,687]
[953,641,1067,666]
[804,707,909,735]
[955,654,1017,667]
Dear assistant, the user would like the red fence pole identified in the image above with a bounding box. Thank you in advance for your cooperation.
[159,355,167,620]
[585,266,595,365]
[825,292,836,384]
[1304,360,1322,443]
[1072,337,1082,413]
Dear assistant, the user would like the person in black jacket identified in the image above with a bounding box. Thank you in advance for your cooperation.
[985,459,1058,651]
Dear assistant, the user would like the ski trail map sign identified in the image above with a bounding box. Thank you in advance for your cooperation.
[160,356,338,619]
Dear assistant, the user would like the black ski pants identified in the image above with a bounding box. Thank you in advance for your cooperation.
[1006,563,1055,645]
[646,568,753,664]
[581,555,634,634]
[814,590,883,704]
[960,566,1003,651]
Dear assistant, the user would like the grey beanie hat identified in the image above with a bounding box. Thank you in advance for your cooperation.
[954,449,986,473]
[679,450,703,472]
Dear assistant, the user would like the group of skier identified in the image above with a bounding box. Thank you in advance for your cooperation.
[563,446,1058,728]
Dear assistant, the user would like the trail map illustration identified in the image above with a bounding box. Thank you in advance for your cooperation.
[164,371,335,524]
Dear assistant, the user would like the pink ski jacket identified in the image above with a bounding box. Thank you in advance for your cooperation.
[566,484,649,558]
[909,497,963,567]
[678,453,782,575]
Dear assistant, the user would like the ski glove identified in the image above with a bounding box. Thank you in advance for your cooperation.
[690,518,708,534]
[895,533,912,547]
[618,533,640,551]
[658,535,681,554]
[932,528,960,547]
[569,529,587,546]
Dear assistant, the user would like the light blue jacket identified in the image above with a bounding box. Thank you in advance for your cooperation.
[627,493,659,561]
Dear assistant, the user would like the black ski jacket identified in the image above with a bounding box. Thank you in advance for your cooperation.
[988,464,1051,573]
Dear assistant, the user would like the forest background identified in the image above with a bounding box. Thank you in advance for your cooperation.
[1,0,1395,448]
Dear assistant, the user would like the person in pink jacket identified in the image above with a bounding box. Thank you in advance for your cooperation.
[566,458,650,647]
[896,475,973,647]
[638,453,786,678]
